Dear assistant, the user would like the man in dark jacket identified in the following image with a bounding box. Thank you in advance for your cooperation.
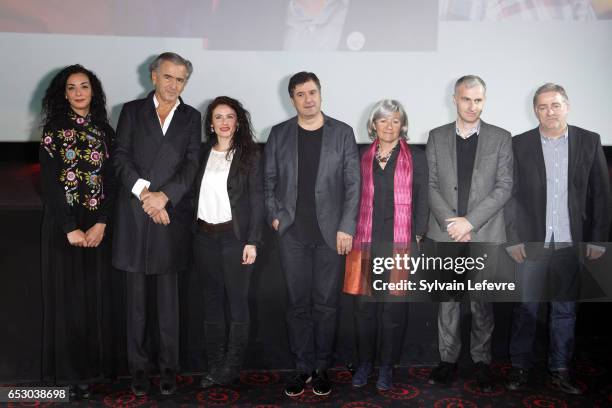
[504,83,611,394]
[113,52,201,396]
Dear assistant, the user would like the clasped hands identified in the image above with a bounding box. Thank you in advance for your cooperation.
[66,223,106,247]
[446,216,473,242]
[140,187,170,225]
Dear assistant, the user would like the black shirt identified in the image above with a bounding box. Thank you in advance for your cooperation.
[292,125,325,244]
[456,133,478,217]
[371,146,398,245]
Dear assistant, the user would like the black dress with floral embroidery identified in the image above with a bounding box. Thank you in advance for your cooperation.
[39,110,116,384]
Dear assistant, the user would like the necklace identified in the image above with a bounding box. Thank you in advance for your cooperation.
[376,142,398,164]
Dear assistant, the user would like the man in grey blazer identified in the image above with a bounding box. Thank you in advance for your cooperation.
[264,72,360,397]
[426,75,513,391]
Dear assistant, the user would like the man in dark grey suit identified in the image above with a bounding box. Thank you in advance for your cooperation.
[504,83,611,394]
[113,52,201,396]
[264,72,360,397]
[426,75,513,391]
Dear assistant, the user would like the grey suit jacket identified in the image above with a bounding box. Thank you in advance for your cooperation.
[263,114,361,249]
[426,120,513,243]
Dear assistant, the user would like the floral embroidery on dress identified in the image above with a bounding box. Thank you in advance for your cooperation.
[41,111,108,211]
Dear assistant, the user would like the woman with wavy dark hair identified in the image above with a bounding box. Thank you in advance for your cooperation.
[193,96,263,387]
[39,64,116,399]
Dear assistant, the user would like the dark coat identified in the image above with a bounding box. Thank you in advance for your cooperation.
[193,142,264,247]
[263,114,361,249]
[505,125,611,247]
[112,91,201,275]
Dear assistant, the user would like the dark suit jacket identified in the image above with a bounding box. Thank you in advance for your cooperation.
[193,142,264,247]
[264,114,361,249]
[505,126,611,248]
[112,91,201,274]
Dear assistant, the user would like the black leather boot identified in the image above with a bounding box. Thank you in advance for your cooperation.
[217,322,249,385]
[201,322,226,388]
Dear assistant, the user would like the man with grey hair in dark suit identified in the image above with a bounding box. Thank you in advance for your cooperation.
[426,75,513,391]
[264,71,360,398]
[113,52,201,397]
[504,83,611,394]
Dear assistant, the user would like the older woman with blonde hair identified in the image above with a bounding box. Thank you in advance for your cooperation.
[344,99,428,390]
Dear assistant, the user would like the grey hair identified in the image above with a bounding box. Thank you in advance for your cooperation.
[149,52,193,80]
[454,75,486,94]
[533,83,569,107]
[367,99,409,141]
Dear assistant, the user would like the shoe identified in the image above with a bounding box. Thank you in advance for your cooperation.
[203,322,226,386]
[351,362,372,388]
[505,367,529,391]
[68,385,78,400]
[217,322,249,384]
[549,369,582,395]
[159,368,177,396]
[77,384,90,399]
[284,372,311,397]
[376,365,393,391]
[428,362,457,385]
[312,369,332,396]
[474,362,494,392]
[131,370,150,396]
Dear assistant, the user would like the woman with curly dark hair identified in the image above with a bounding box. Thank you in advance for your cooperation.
[193,96,263,387]
[39,64,116,399]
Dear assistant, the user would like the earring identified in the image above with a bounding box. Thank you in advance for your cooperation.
[210,125,214,133]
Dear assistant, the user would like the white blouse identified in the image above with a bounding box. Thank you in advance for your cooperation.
[197,149,233,223]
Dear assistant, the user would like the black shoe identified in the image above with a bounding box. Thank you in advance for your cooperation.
[77,384,91,399]
[160,368,177,396]
[68,385,78,400]
[312,369,332,396]
[505,367,529,391]
[428,362,457,385]
[131,370,150,396]
[474,362,494,392]
[284,372,311,397]
[549,369,582,395]
[200,373,217,388]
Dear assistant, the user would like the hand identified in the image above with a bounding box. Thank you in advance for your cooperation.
[446,217,473,242]
[151,208,171,225]
[67,229,87,247]
[507,243,526,263]
[85,223,106,247]
[242,245,257,265]
[139,187,151,201]
[272,219,280,231]
[457,232,472,243]
[586,245,605,260]
[142,191,169,216]
[336,231,353,255]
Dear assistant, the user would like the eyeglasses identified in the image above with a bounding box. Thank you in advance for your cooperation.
[536,103,565,114]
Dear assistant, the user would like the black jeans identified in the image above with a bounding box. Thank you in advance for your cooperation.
[354,296,406,366]
[277,229,342,372]
[194,229,252,324]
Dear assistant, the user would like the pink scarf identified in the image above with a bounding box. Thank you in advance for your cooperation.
[344,138,413,296]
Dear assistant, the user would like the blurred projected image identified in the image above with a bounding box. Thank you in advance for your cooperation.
[0,0,438,51]
[439,0,612,20]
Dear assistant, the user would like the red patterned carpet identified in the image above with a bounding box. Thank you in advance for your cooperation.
[5,362,611,407]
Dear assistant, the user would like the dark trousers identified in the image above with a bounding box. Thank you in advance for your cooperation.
[510,247,578,370]
[277,230,342,372]
[193,229,252,324]
[354,296,406,366]
[126,272,179,373]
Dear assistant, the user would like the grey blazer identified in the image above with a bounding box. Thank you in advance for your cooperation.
[263,114,361,249]
[426,120,513,243]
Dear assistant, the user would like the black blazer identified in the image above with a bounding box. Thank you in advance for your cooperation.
[112,91,201,274]
[505,125,611,247]
[194,143,264,247]
[263,114,361,249]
